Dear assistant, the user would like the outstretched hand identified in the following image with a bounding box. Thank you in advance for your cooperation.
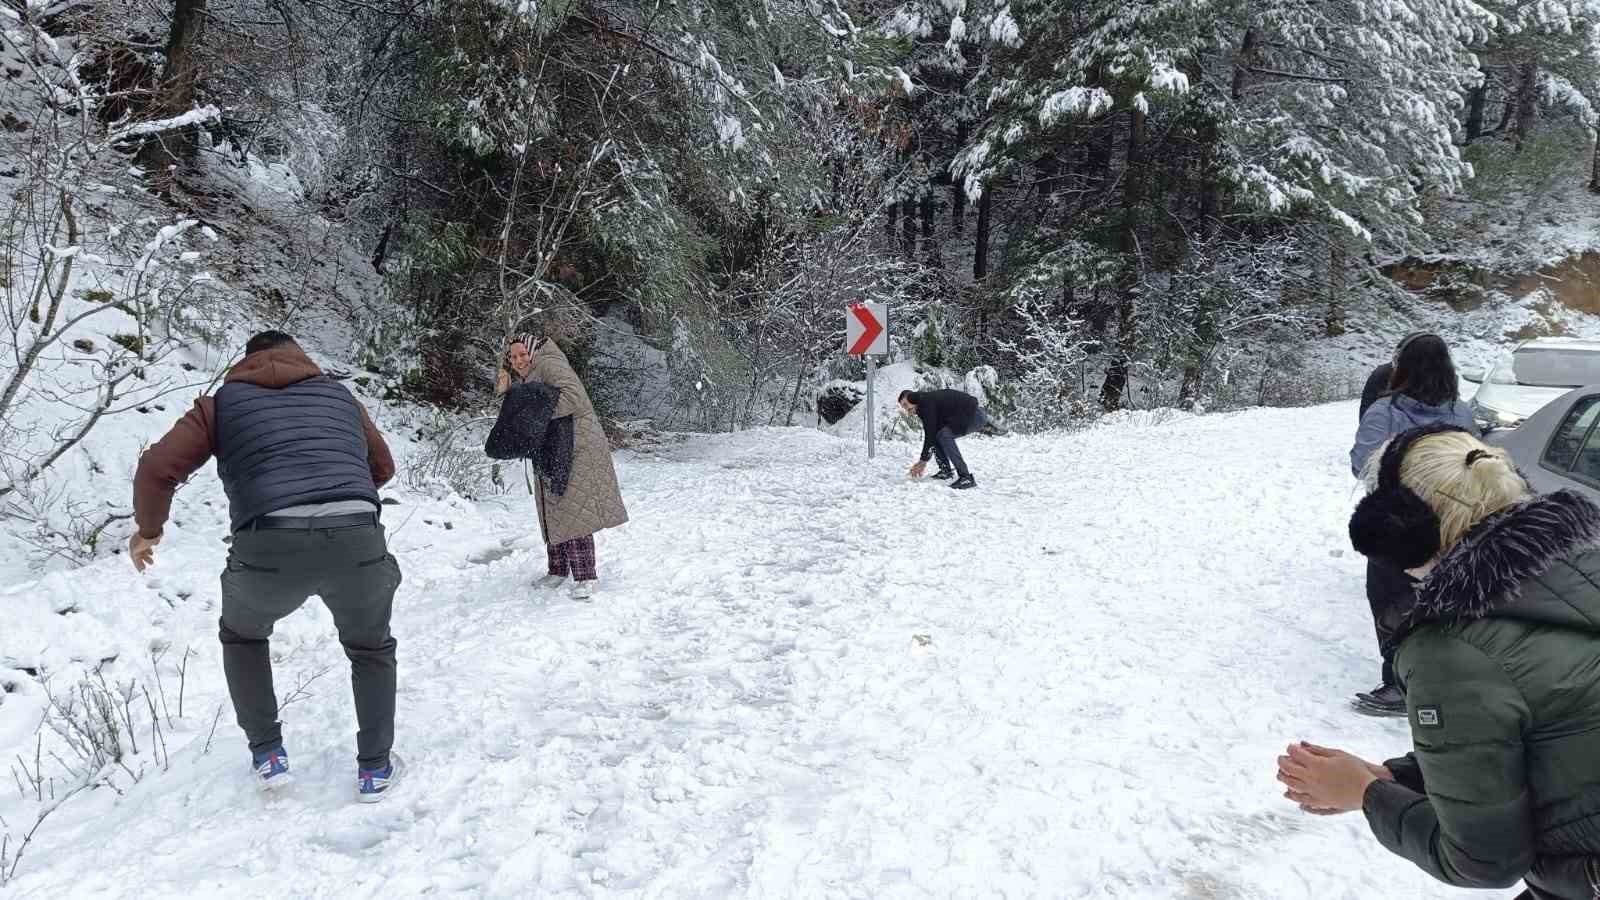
[129,532,160,572]
[1276,741,1389,815]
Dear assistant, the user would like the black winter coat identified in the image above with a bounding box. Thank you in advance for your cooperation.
[907,389,979,462]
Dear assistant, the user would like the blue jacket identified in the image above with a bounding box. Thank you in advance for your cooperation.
[1351,394,1478,477]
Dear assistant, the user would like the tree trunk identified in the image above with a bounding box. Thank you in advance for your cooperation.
[1071,123,1116,345]
[1198,123,1220,238]
[1230,29,1259,101]
[902,197,917,259]
[371,219,396,273]
[1178,366,1200,406]
[886,195,899,240]
[1324,227,1346,338]
[1088,124,1114,190]
[973,186,993,281]
[1494,79,1517,135]
[138,0,209,190]
[783,352,813,427]
[1038,152,1062,200]
[1514,60,1538,152]
[1465,72,1488,143]
[1591,131,1600,194]
[1102,106,1146,412]
[952,122,967,235]
[920,189,937,267]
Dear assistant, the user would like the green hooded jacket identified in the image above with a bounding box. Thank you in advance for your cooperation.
[1362,489,1600,898]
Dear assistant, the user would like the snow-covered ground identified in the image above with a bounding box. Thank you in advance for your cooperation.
[0,401,1518,898]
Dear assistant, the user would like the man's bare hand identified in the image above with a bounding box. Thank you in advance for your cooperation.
[129,532,161,572]
[909,461,927,479]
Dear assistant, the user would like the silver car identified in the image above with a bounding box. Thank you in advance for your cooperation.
[1465,338,1600,430]
[1485,386,1600,501]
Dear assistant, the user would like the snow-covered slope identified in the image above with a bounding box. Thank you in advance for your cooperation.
[1,402,1517,898]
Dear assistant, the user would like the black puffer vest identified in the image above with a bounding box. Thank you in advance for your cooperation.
[213,376,379,531]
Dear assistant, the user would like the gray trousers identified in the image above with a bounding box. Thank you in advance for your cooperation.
[219,522,400,770]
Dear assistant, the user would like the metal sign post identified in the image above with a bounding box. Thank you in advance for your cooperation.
[846,302,888,461]
[865,354,876,459]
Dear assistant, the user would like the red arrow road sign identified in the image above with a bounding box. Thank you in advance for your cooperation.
[847,303,885,355]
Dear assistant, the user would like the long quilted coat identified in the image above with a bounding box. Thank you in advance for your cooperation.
[521,338,627,546]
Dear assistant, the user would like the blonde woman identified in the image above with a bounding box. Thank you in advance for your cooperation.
[1280,423,1600,898]
[495,334,628,600]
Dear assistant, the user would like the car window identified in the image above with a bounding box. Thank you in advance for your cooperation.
[1512,349,1600,388]
[1544,395,1600,474]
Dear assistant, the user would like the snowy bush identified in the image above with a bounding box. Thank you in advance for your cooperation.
[912,302,956,369]
[0,182,222,560]
[0,650,202,887]
[995,292,1098,431]
[399,409,510,502]
[815,381,864,425]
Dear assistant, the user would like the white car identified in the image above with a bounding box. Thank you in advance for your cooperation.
[1464,338,1600,431]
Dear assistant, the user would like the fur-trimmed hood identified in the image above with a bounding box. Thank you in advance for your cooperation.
[1396,489,1600,640]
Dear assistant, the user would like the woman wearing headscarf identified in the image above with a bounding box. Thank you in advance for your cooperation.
[496,332,627,600]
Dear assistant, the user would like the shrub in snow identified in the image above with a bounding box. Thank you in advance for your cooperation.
[399,408,510,502]
[815,382,863,425]
[912,303,954,369]
[961,365,1018,426]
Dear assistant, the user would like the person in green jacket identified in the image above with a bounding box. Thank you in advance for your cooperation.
[1278,423,1600,898]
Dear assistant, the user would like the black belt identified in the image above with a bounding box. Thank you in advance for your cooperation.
[249,512,378,531]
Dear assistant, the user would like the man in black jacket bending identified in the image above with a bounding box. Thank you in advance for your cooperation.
[899,388,989,490]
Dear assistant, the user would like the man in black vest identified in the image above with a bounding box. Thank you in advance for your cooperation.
[899,388,989,490]
[130,331,404,801]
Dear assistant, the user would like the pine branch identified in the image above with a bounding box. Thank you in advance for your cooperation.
[1246,68,1350,85]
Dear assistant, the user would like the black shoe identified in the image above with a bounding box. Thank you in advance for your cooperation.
[950,474,977,490]
[1352,684,1405,717]
[1356,683,1402,706]
[931,468,955,480]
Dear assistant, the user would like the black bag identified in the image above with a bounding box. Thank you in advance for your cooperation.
[484,380,576,496]
[485,380,560,461]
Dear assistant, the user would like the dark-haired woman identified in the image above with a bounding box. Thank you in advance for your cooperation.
[1348,334,1477,715]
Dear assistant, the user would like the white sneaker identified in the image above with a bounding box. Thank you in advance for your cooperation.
[571,581,595,601]
[533,574,567,590]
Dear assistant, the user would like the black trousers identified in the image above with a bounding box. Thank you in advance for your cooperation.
[219,522,401,770]
[1365,560,1414,687]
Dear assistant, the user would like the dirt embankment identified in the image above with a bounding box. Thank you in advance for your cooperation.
[1383,252,1600,339]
